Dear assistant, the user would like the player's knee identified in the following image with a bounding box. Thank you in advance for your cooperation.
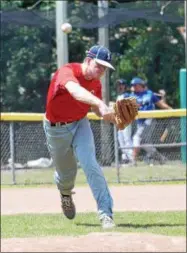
[133,135,141,147]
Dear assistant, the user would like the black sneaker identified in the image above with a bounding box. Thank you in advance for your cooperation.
[60,192,76,220]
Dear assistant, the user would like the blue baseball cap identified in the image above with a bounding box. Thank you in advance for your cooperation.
[116,79,128,85]
[86,45,115,70]
[130,77,145,86]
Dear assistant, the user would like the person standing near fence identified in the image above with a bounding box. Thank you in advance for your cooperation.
[43,45,116,229]
[115,79,133,164]
[130,77,172,165]
[158,89,167,103]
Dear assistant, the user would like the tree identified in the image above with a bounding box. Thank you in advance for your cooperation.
[109,18,184,107]
[1,0,185,111]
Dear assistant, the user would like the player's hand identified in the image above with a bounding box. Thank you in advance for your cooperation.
[97,102,116,123]
[97,101,113,116]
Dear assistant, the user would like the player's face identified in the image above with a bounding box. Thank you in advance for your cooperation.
[118,84,126,94]
[130,86,134,92]
[88,59,107,79]
[133,84,144,93]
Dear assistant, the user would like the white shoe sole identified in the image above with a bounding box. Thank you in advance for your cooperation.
[102,223,116,229]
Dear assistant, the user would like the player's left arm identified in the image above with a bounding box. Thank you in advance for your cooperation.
[155,96,173,143]
[155,100,172,109]
[152,92,172,109]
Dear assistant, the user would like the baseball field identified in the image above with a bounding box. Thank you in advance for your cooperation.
[1,179,186,252]
[1,161,186,185]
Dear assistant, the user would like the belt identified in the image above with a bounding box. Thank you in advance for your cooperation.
[50,121,74,127]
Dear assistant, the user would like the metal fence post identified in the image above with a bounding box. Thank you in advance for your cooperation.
[10,122,16,184]
[114,124,120,183]
[179,69,186,164]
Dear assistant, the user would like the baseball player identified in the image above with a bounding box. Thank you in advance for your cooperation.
[116,79,133,164]
[43,45,116,229]
[158,89,167,102]
[130,77,172,165]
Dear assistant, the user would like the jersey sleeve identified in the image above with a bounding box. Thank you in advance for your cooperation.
[117,92,130,101]
[152,92,162,103]
[94,81,102,100]
[57,65,79,89]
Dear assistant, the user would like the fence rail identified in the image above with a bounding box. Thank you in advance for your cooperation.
[1,109,186,185]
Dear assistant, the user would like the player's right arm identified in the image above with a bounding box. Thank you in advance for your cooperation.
[56,65,102,107]
[65,81,114,122]
[65,81,102,107]
[56,65,114,121]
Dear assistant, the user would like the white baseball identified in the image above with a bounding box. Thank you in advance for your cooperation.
[61,23,72,34]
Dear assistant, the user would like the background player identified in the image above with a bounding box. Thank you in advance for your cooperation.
[130,77,172,165]
[116,79,133,164]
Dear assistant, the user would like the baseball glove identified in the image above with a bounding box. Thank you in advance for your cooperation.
[113,97,138,130]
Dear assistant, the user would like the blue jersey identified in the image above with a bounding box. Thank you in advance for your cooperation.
[117,92,130,101]
[130,89,161,125]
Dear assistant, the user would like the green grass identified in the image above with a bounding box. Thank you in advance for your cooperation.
[1,211,186,238]
[1,162,186,187]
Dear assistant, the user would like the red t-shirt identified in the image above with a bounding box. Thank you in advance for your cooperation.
[46,63,102,122]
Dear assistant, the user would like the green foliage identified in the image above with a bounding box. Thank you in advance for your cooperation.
[1,0,22,9]
[110,20,185,106]
[1,24,54,112]
[1,0,185,111]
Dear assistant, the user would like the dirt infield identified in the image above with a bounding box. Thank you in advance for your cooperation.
[1,185,186,214]
[1,233,186,252]
[1,185,186,252]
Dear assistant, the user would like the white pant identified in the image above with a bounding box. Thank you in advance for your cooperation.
[118,124,133,161]
[133,119,156,156]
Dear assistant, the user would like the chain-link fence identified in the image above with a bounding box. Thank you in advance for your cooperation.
[1,1,185,113]
[1,2,185,185]
[1,111,186,185]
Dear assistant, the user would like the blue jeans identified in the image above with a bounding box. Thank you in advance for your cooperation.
[43,117,113,218]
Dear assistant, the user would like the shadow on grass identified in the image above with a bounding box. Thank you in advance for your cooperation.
[75,222,185,228]
[117,223,185,228]
[75,223,100,227]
